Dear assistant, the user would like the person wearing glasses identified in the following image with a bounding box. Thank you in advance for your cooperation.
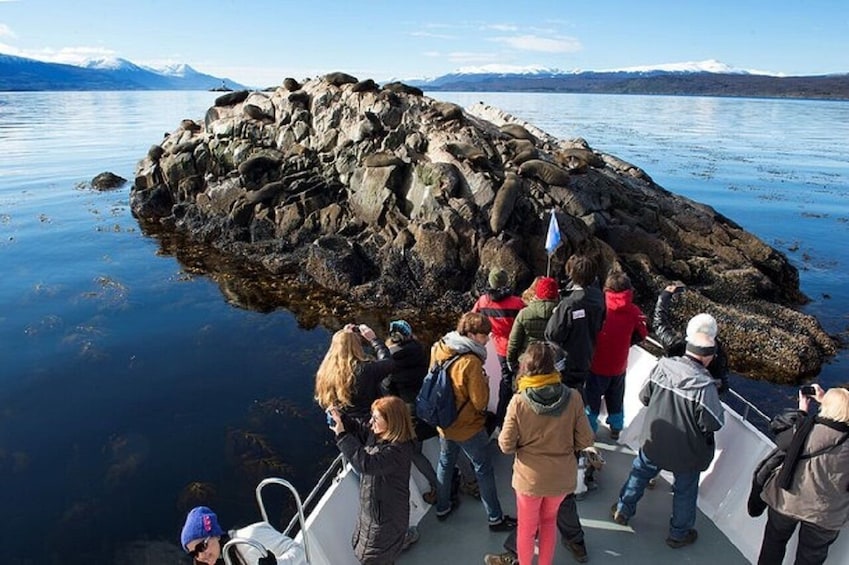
[181,506,243,565]
[329,395,415,564]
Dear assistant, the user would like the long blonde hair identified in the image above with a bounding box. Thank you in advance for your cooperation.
[314,330,367,409]
[372,396,415,443]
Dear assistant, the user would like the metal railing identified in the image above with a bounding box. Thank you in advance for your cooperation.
[283,454,346,538]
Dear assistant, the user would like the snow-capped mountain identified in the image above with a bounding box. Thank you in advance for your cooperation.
[0,53,248,91]
[405,60,848,100]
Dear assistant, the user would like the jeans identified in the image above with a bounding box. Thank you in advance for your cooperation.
[616,450,700,540]
[757,507,841,565]
[436,429,504,523]
[584,372,625,432]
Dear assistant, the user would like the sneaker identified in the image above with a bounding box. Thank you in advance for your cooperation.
[483,552,518,565]
[422,489,437,505]
[609,428,621,441]
[610,503,629,526]
[666,529,698,548]
[401,526,420,551]
[436,505,454,522]
[488,515,517,532]
[565,540,588,563]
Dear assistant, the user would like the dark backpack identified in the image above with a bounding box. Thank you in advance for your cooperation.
[416,354,468,429]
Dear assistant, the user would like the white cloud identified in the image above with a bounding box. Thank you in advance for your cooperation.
[411,31,454,40]
[492,34,581,53]
[446,51,500,64]
[0,23,16,38]
[423,51,441,58]
[485,24,518,32]
[0,44,118,65]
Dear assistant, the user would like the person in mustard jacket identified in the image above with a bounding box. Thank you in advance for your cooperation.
[432,311,516,531]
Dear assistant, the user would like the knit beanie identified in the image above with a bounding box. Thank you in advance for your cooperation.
[686,313,718,340]
[180,506,224,551]
[489,267,508,288]
[535,277,559,300]
[389,319,413,342]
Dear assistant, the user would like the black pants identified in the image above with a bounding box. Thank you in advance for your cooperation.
[757,507,840,565]
[503,493,584,553]
[494,355,513,427]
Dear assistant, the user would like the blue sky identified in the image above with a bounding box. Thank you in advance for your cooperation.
[1,0,847,87]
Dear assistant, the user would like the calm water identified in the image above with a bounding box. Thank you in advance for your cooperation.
[0,91,847,563]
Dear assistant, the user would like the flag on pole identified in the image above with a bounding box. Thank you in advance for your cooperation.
[545,209,561,255]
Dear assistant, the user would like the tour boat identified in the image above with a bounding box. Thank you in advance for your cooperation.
[224,342,849,564]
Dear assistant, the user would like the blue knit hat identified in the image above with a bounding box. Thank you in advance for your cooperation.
[180,506,224,551]
[389,319,413,342]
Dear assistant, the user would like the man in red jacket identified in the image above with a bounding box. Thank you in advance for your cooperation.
[472,267,526,426]
[586,272,648,440]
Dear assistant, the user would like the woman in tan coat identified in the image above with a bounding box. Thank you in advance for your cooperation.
[498,342,594,565]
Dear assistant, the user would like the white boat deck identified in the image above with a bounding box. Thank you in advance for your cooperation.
[401,435,749,564]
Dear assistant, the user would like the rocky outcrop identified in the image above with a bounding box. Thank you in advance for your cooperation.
[131,73,836,381]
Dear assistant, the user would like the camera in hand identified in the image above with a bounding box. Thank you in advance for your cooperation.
[800,385,816,397]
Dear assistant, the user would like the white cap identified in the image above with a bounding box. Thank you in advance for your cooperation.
[686,313,717,340]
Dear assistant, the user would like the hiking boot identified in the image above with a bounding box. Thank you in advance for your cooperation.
[611,503,629,526]
[483,552,518,565]
[401,526,420,551]
[422,489,437,505]
[565,540,588,563]
[609,428,621,441]
[666,529,698,548]
[488,515,517,532]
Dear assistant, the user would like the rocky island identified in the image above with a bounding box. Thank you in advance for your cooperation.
[130,72,836,382]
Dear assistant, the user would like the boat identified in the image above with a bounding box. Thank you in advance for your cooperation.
[225,341,849,564]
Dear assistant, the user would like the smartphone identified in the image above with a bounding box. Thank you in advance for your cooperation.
[326,409,335,426]
[800,385,816,397]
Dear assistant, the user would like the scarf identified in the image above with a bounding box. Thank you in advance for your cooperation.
[517,372,562,393]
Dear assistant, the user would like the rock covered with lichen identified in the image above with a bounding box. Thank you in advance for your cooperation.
[130,72,836,381]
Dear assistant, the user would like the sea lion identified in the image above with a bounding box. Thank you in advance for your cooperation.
[214,90,250,107]
[147,145,165,162]
[500,123,537,142]
[245,180,286,205]
[444,142,493,172]
[554,148,605,171]
[433,101,464,122]
[243,104,274,123]
[282,77,301,91]
[382,81,423,96]
[180,119,201,133]
[288,90,311,108]
[324,72,358,87]
[352,78,379,93]
[204,107,220,130]
[511,148,538,166]
[518,159,572,186]
[238,155,282,186]
[489,172,522,233]
[363,152,404,168]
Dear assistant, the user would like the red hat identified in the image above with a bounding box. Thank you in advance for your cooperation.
[535,277,558,300]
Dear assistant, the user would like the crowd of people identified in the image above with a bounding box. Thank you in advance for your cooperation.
[178,256,849,565]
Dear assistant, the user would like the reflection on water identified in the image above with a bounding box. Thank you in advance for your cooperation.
[0,91,847,563]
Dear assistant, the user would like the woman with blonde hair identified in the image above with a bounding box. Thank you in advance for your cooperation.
[495,341,594,565]
[315,324,395,422]
[329,396,415,564]
[757,385,849,565]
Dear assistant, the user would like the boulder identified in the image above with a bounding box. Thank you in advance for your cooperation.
[129,73,836,381]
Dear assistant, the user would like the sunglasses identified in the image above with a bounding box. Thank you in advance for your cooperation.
[188,537,210,558]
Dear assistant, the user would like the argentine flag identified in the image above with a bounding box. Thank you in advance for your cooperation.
[545,210,561,255]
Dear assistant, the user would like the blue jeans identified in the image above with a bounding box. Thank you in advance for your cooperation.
[616,450,700,540]
[436,429,504,523]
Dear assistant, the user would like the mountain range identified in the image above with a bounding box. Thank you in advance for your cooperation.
[2,54,847,100]
[0,53,247,91]
[406,61,849,100]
